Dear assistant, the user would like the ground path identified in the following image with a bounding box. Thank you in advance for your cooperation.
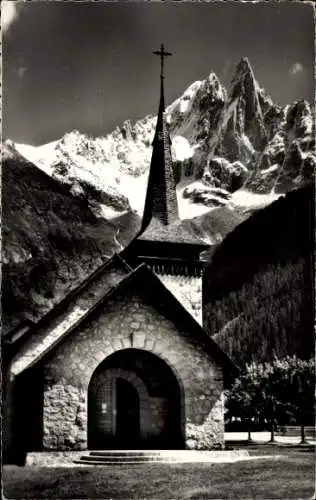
[225,431,316,445]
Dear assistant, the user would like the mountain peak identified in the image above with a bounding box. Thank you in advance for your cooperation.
[225,56,268,152]
[206,71,221,85]
[204,72,226,101]
[232,57,257,90]
[237,56,252,69]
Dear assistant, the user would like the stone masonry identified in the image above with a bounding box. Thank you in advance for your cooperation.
[157,274,202,325]
[42,288,224,450]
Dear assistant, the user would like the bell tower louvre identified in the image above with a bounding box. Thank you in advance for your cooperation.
[122,44,210,324]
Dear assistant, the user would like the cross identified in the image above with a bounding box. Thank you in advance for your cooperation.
[153,44,172,79]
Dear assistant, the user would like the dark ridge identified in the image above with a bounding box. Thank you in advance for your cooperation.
[203,183,314,365]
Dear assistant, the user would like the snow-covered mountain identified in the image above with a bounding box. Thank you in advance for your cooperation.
[3,57,314,332]
[14,57,314,221]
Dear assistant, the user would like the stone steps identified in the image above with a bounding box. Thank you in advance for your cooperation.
[74,449,250,465]
[90,450,177,457]
[75,458,175,465]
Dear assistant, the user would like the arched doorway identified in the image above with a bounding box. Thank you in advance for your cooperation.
[88,349,184,450]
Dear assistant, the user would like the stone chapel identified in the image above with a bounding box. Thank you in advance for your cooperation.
[3,45,236,462]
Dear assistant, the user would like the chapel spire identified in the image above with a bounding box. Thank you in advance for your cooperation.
[140,44,179,231]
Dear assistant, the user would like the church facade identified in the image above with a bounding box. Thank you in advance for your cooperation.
[3,46,236,461]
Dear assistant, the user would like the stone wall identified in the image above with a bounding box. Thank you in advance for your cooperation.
[157,274,202,325]
[43,384,86,450]
[40,288,224,450]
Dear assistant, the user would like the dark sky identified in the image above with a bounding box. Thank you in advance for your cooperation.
[3,1,314,145]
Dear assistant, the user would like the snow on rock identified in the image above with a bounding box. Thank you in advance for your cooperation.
[261,132,285,168]
[285,100,314,145]
[260,164,279,176]
[16,132,132,218]
[172,136,193,161]
[230,189,282,210]
[174,80,203,114]
[182,181,231,208]
[167,72,227,148]
[15,140,59,175]
[204,156,249,193]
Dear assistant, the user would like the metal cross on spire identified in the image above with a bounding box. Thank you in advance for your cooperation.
[153,44,172,80]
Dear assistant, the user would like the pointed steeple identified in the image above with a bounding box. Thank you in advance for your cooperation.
[141,44,179,231]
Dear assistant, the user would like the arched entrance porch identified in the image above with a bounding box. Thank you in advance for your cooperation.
[88,349,184,449]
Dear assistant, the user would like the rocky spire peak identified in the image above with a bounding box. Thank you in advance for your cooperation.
[235,57,254,76]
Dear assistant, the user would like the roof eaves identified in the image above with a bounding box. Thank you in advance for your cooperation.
[12,253,130,347]
[19,263,147,373]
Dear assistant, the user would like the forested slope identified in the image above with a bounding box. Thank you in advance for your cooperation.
[203,183,314,366]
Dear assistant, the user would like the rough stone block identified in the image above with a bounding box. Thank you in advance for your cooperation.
[131,322,140,329]
[154,340,171,355]
[111,339,124,351]
[121,337,132,349]
[132,332,146,348]
[144,338,156,351]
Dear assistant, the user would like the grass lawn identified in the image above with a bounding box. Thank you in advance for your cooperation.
[3,446,315,499]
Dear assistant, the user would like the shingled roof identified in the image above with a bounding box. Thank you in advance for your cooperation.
[140,91,179,230]
[137,216,209,247]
